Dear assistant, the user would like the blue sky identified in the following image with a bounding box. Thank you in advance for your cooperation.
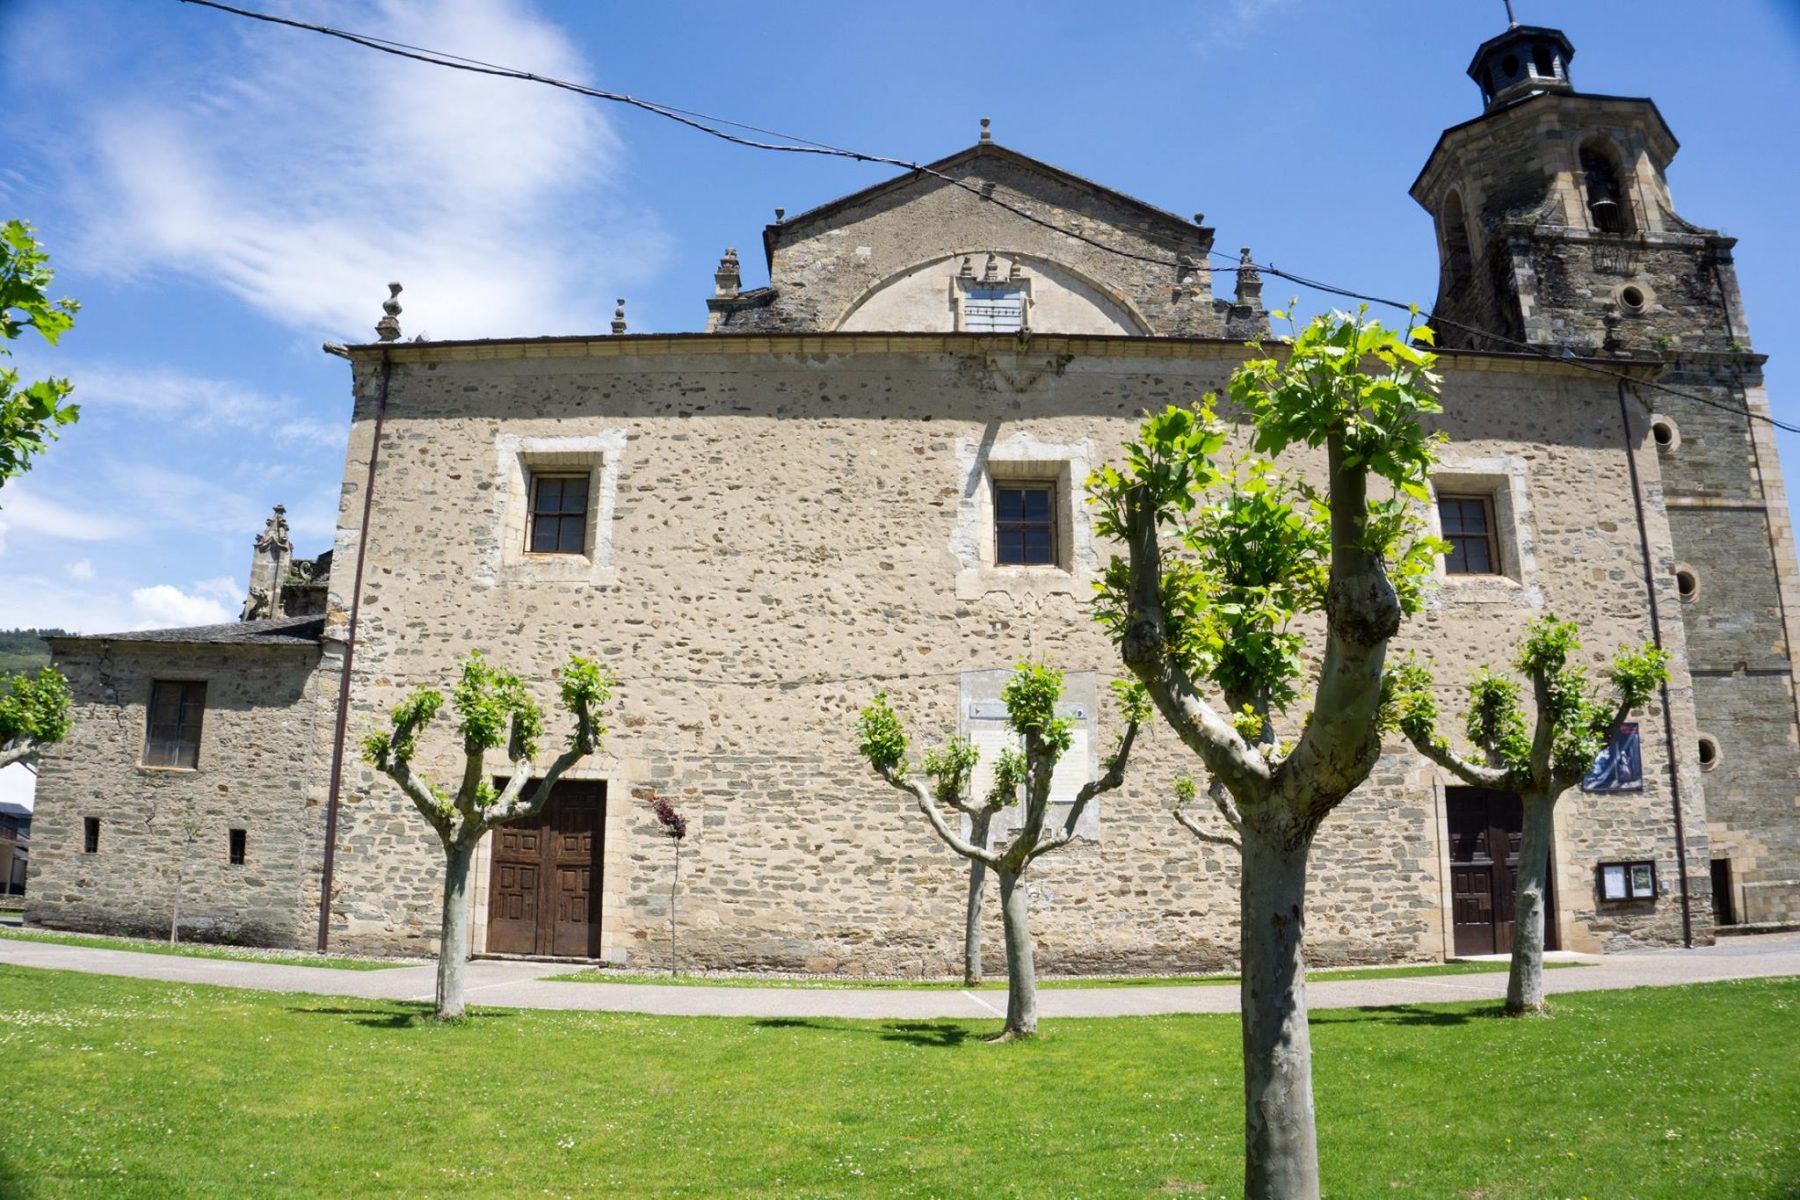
[0,0,1796,634]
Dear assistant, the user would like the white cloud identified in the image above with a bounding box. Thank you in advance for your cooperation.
[72,0,668,340]
[0,486,123,545]
[129,585,235,630]
[70,364,343,449]
[194,576,242,605]
[65,559,94,581]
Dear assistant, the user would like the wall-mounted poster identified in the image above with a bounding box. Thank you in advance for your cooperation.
[1602,863,1629,900]
[1631,862,1656,897]
[1582,722,1643,792]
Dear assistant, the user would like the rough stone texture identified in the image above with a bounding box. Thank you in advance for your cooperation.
[709,142,1265,341]
[307,334,1708,970]
[25,636,328,947]
[1414,48,1800,934]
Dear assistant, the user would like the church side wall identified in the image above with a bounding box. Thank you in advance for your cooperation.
[319,340,1706,971]
[25,641,328,948]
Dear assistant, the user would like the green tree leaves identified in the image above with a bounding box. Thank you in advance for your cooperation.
[0,220,79,488]
[1089,311,1445,729]
[0,666,72,757]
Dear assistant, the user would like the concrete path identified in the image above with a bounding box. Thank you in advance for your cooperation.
[3,933,1797,1020]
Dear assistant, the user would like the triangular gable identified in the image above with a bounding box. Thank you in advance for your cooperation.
[762,140,1207,269]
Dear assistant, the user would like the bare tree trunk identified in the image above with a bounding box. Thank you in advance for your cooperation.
[1507,794,1556,1016]
[1240,825,1320,1200]
[435,839,475,1020]
[670,840,680,977]
[963,811,993,987]
[996,866,1037,1038]
[169,866,183,946]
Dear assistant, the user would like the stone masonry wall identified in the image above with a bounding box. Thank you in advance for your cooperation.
[730,146,1230,339]
[317,334,1709,970]
[26,641,328,947]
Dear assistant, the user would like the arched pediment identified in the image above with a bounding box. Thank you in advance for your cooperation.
[836,251,1149,335]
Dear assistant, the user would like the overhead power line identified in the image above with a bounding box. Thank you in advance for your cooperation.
[179,0,1798,436]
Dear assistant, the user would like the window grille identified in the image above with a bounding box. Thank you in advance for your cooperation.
[144,681,207,769]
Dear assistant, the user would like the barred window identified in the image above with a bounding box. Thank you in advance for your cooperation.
[995,484,1056,566]
[1439,495,1499,576]
[528,474,589,555]
[144,681,207,769]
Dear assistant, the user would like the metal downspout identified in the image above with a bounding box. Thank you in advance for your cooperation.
[1617,378,1694,948]
[316,349,391,952]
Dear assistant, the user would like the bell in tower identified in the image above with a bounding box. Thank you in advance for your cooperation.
[1410,16,1751,357]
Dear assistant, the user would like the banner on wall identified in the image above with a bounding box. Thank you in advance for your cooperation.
[1581,722,1644,793]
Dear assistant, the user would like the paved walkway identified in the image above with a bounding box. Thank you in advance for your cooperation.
[3,933,1797,1019]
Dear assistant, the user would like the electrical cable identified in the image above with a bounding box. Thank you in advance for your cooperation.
[178,0,1797,435]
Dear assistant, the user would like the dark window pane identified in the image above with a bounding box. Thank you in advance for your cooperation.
[995,488,1022,522]
[144,681,206,768]
[997,528,1024,563]
[1022,489,1051,521]
[1023,528,1053,564]
[529,475,589,554]
[994,483,1057,566]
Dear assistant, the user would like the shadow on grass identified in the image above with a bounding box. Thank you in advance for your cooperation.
[751,1017,979,1049]
[282,1001,515,1030]
[0,1146,35,1200]
[1313,1003,1503,1028]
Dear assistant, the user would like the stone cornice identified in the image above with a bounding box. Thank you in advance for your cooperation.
[335,331,1665,383]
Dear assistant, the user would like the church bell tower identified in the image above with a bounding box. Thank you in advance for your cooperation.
[1412,16,1800,932]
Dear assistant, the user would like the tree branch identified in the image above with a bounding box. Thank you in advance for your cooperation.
[385,761,453,840]
[1174,805,1243,851]
[876,766,1003,867]
[1029,719,1141,861]
[1403,730,1515,791]
[1116,487,1272,800]
[1528,668,1556,786]
[1208,776,1243,833]
[1282,437,1401,820]
[0,740,36,769]
[491,744,587,828]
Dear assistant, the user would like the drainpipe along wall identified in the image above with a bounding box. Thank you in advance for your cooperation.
[316,348,392,953]
[1617,377,1694,948]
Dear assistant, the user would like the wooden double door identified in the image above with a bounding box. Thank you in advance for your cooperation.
[1446,788,1557,957]
[485,781,604,958]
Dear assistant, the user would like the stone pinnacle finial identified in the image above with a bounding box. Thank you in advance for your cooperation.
[1234,247,1264,309]
[714,248,741,300]
[774,207,785,224]
[979,117,992,144]
[611,298,627,335]
[375,282,403,342]
[983,253,999,283]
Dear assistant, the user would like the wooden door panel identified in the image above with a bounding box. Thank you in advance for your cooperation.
[1451,864,1497,956]
[486,780,606,958]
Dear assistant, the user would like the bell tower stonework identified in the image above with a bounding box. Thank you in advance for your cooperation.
[1414,21,1800,929]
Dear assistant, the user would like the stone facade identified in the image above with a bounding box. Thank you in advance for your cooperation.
[25,620,329,947]
[1414,25,1800,929]
[308,336,1707,970]
[25,20,1799,968]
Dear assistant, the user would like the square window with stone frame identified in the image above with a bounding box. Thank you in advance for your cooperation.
[1438,494,1500,576]
[994,483,1057,566]
[527,473,590,555]
[143,680,207,769]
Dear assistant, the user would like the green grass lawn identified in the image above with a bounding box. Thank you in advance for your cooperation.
[542,960,1582,989]
[1,967,1793,1198]
[0,927,409,971]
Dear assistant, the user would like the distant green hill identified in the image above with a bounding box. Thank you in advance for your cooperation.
[0,629,66,678]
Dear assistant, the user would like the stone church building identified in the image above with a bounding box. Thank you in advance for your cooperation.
[24,23,1800,972]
